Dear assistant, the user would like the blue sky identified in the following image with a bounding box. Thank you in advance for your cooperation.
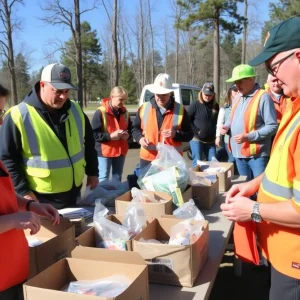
[9,0,272,73]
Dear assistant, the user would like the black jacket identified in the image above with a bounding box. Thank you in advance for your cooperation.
[188,101,219,143]
[0,82,98,209]
[132,97,193,145]
[91,104,133,157]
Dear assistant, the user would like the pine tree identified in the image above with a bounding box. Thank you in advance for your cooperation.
[14,53,30,100]
[120,66,137,104]
[178,0,244,100]
[61,21,103,106]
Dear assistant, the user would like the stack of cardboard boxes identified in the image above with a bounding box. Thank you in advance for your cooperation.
[23,163,233,299]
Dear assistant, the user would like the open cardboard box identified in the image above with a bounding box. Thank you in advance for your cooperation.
[116,191,173,218]
[76,215,154,251]
[25,217,75,278]
[132,218,209,287]
[23,247,149,300]
[191,174,219,210]
[192,162,234,192]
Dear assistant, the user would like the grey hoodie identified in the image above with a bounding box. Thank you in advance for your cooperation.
[225,84,278,158]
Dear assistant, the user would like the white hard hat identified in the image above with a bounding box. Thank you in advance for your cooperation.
[148,73,176,95]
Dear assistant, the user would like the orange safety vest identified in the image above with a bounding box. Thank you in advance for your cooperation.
[0,161,29,291]
[257,96,300,278]
[98,98,129,158]
[228,89,265,156]
[139,101,184,161]
[267,88,289,124]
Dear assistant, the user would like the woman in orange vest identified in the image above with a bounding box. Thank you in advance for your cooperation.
[0,84,59,300]
[132,73,193,169]
[91,86,132,181]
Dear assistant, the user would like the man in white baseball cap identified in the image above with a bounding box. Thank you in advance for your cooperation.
[0,63,99,209]
[132,73,193,168]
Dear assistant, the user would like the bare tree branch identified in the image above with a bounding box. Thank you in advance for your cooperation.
[101,0,112,27]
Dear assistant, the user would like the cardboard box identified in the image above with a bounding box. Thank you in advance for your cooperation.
[132,218,209,287]
[192,162,234,192]
[76,215,154,251]
[116,191,173,218]
[191,174,219,209]
[26,217,75,278]
[23,248,149,300]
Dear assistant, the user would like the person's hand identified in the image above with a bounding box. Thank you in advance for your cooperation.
[110,130,123,140]
[87,176,99,190]
[23,192,38,202]
[220,125,229,135]
[233,133,248,144]
[161,129,176,139]
[139,137,149,148]
[30,203,60,225]
[120,131,129,140]
[13,211,41,235]
[225,182,259,204]
[215,136,221,147]
[221,196,255,222]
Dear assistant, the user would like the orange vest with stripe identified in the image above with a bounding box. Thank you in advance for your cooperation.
[229,89,265,156]
[267,88,289,123]
[98,99,129,158]
[257,96,300,278]
[139,101,184,161]
[0,161,29,291]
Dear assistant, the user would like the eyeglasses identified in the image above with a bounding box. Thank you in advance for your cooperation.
[0,110,6,118]
[265,52,295,76]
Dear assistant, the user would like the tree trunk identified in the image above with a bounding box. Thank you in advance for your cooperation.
[242,0,248,64]
[213,15,220,101]
[3,0,18,105]
[113,0,119,86]
[139,0,145,86]
[147,0,154,82]
[74,0,83,107]
[175,5,182,83]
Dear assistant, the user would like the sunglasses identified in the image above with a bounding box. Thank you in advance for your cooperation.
[265,52,295,76]
[0,110,6,118]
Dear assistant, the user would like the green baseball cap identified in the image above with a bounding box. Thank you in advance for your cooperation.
[226,64,256,82]
[249,17,300,66]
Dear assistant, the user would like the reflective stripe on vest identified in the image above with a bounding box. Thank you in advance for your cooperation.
[9,100,86,193]
[139,101,184,160]
[229,89,265,156]
[260,110,300,201]
[140,102,183,131]
[18,102,84,169]
[99,106,129,133]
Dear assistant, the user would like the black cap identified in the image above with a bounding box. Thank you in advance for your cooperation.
[202,82,214,95]
[41,63,77,90]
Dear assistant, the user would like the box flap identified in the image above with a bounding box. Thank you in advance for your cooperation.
[71,247,146,265]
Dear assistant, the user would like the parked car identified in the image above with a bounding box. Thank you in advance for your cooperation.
[129,83,201,158]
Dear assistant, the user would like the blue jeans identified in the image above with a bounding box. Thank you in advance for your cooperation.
[235,156,269,181]
[190,140,216,168]
[98,156,126,182]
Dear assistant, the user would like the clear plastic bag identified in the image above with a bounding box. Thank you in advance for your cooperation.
[169,219,204,246]
[131,187,159,203]
[93,202,130,250]
[197,157,226,173]
[122,202,147,238]
[78,180,129,207]
[141,166,184,207]
[173,199,205,221]
[66,275,131,297]
[138,143,189,192]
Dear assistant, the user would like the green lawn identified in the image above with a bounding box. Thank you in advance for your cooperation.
[83,103,138,111]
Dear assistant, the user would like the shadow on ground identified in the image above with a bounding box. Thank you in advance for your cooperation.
[209,251,270,300]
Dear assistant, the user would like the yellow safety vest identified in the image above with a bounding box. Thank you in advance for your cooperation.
[257,99,300,278]
[9,101,86,193]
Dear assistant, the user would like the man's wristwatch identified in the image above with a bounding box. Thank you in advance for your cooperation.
[251,202,262,223]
